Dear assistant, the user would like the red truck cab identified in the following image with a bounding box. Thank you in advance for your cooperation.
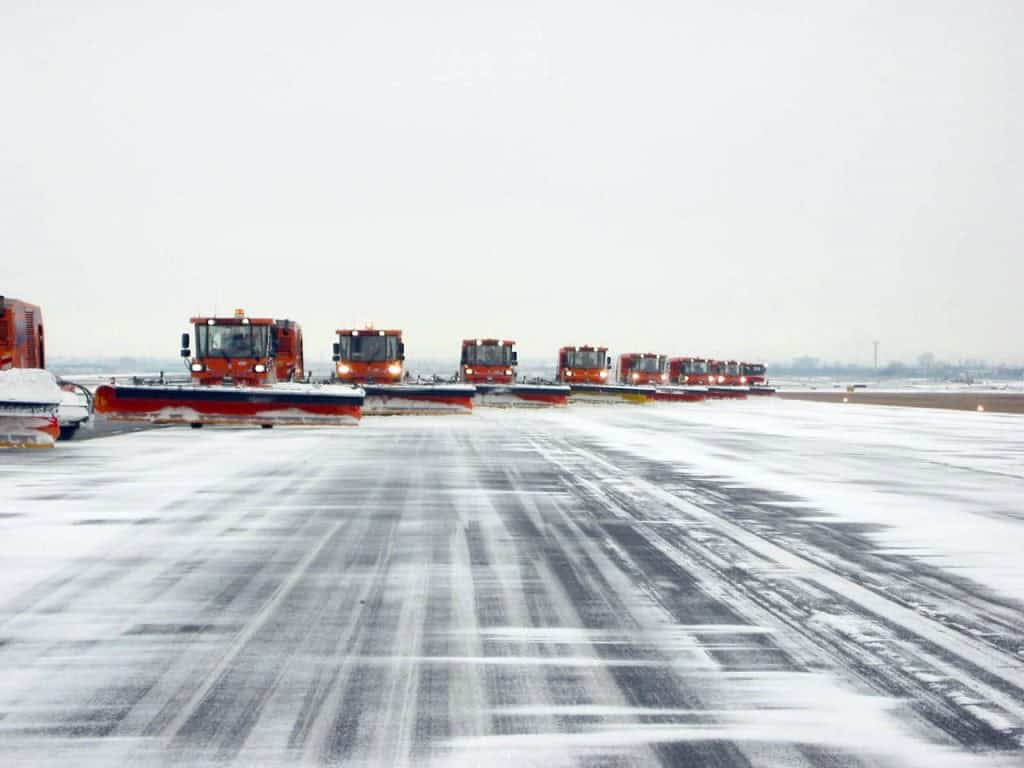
[618,353,667,385]
[557,345,611,383]
[740,362,767,385]
[182,309,303,386]
[461,339,517,384]
[667,357,710,385]
[333,328,405,384]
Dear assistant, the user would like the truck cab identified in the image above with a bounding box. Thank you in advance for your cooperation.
[0,296,45,370]
[461,339,517,384]
[740,362,767,385]
[618,353,667,386]
[333,328,405,384]
[181,309,303,386]
[557,345,611,384]
[667,356,710,385]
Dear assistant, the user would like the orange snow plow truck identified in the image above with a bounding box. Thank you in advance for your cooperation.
[333,327,474,414]
[93,309,363,428]
[460,338,568,406]
[1,296,59,447]
[1,296,94,447]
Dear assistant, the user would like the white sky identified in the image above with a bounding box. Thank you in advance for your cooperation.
[1,1,1021,364]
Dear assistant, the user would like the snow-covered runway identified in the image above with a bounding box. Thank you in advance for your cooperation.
[1,400,1022,767]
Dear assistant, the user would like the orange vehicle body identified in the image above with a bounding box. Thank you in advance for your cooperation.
[667,357,710,386]
[557,345,611,384]
[461,339,517,384]
[334,328,404,384]
[185,310,303,387]
[618,353,668,386]
[0,296,45,371]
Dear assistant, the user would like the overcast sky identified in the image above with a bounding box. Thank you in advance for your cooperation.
[1,1,1021,365]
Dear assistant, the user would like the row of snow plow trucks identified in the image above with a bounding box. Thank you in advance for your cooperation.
[1,296,93,448]
[555,350,774,404]
[93,310,364,428]
[6,294,774,446]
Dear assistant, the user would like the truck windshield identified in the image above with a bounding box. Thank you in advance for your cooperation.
[464,344,512,366]
[338,334,398,362]
[684,360,707,374]
[633,356,662,372]
[726,362,740,375]
[743,364,766,375]
[197,324,270,358]
[566,349,605,368]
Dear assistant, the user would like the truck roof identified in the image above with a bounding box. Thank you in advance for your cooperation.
[337,328,402,337]
[462,338,515,347]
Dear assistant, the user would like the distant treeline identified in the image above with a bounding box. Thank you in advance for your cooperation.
[775,356,1024,381]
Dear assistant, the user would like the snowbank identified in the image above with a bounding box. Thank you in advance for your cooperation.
[0,369,61,404]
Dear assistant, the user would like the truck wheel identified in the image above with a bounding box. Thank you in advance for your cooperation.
[190,423,204,429]
[58,424,79,441]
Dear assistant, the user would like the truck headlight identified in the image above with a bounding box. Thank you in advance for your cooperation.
[253,364,267,373]
[465,367,474,375]
[599,370,607,379]
[505,369,513,375]
[338,364,351,374]
[190,363,204,372]
[631,372,639,381]
[388,364,401,376]
[565,370,573,377]
[740,376,747,383]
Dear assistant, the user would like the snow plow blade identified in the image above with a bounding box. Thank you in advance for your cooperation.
[474,383,570,407]
[654,386,707,402]
[707,386,749,399]
[362,384,476,415]
[0,401,60,448]
[568,383,656,404]
[748,385,777,396]
[93,383,365,427]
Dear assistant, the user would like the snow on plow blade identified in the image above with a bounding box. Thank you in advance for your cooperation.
[474,383,570,407]
[0,402,60,448]
[568,383,656,404]
[361,384,476,415]
[93,383,365,426]
[0,370,62,448]
[654,386,707,402]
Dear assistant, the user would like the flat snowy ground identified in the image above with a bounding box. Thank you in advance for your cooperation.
[1,400,1022,767]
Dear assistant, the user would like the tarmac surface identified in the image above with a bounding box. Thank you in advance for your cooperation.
[778,390,1024,414]
[1,402,1022,767]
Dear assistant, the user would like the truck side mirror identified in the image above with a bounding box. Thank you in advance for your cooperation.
[180,333,190,358]
[607,359,613,368]
[332,342,340,361]
[398,342,405,360]
[511,352,518,365]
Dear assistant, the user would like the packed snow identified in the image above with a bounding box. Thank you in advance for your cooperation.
[0,368,61,403]
[0,399,1021,767]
